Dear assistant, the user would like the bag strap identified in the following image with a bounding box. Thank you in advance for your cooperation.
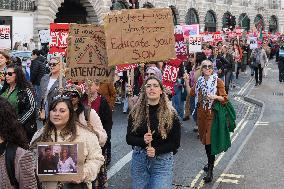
[5,143,19,189]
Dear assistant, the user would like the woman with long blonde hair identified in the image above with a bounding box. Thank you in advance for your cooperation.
[126,76,181,189]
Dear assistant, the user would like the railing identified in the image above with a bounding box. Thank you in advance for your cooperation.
[0,0,35,12]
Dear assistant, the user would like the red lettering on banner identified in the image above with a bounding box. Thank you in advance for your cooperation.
[116,63,138,73]
[49,23,70,55]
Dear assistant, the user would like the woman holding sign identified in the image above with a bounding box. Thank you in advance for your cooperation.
[31,97,104,189]
[126,76,181,189]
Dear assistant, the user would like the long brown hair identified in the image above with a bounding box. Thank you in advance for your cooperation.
[129,76,176,139]
[31,98,77,148]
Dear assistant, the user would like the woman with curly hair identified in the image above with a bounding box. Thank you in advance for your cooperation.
[0,63,36,142]
[0,96,37,188]
[126,76,181,189]
[31,97,104,189]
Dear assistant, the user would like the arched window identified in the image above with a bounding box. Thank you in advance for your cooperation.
[238,13,250,31]
[254,14,264,31]
[205,10,216,32]
[222,11,232,29]
[55,0,87,24]
[185,8,199,25]
[269,15,278,32]
[169,5,179,25]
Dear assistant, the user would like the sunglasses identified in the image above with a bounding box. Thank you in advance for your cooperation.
[202,65,213,70]
[66,92,79,98]
[52,95,70,101]
[4,72,15,76]
[48,62,59,67]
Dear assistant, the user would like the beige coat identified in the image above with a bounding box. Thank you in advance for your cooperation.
[78,109,107,147]
[31,125,105,189]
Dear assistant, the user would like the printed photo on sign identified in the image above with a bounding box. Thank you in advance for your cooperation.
[188,36,202,52]
[37,144,78,175]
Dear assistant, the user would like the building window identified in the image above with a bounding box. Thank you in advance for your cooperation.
[169,6,179,26]
[185,8,199,25]
[254,14,264,31]
[239,13,250,31]
[205,10,216,32]
[269,15,278,32]
[269,0,280,9]
[225,0,232,5]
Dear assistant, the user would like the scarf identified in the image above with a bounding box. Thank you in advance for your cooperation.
[193,73,218,115]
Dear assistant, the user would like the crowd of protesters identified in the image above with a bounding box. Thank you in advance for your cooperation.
[0,33,283,189]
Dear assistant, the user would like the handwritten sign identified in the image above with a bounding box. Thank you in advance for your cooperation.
[182,24,199,38]
[104,8,176,66]
[116,63,138,73]
[66,24,114,83]
[188,36,202,52]
[175,25,188,61]
[38,29,50,44]
[49,23,69,54]
[0,25,11,49]
[162,59,182,93]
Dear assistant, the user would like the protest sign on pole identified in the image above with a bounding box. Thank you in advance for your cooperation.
[188,36,202,52]
[66,24,114,83]
[0,25,11,50]
[203,34,213,42]
[249,37,258,49]
[38,29,50,44]
[175,25,188,61]
[162,59,182,93]
[182,24,199,38]
[104,8,176,66]
[49,23,70,55]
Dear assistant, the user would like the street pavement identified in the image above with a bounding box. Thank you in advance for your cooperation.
[107,64,267,189]
[212,59,284,189]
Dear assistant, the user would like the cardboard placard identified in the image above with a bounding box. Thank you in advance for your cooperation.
[104,8,176,66]
[37,142,84,182]
[49,23,70,55]
[0,25,11,49]
[66,24,114,83]
[188,36,202,52]
[39,29,50,44]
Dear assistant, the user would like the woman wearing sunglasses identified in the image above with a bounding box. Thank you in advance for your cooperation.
[184,60,228,183]
[0,51,11,90]
[126,76,181,189]
[0,63,37,142]
[39,57,66,121]
[31,97,104,189]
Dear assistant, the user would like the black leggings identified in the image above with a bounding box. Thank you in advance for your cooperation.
[205,144,215,165]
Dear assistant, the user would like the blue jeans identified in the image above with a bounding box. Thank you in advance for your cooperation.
[172,86,184,119]
[131,147,173,189]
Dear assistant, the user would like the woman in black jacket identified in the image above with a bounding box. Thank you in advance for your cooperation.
[126,76,181,189]
[0,63,36,142]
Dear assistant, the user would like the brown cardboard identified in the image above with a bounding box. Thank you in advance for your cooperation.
[104,8,176,66]
[37,142,84,182]
[66,24,114,83]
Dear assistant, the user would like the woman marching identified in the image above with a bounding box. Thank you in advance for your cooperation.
[184,60,228,183]
[31,97,105,188]
[126,76,181,189]
[0,63,37,142]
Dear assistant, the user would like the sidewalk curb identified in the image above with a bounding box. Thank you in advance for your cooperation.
[211,83,266,189]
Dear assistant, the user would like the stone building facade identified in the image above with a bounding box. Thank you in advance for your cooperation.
[1,0,284,45]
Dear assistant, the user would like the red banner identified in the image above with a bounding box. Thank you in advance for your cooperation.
[115,63,138,73]
[174,25,188,61]
[213,32,223,42]
[49,23,70,55]
[162,59,182,93]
